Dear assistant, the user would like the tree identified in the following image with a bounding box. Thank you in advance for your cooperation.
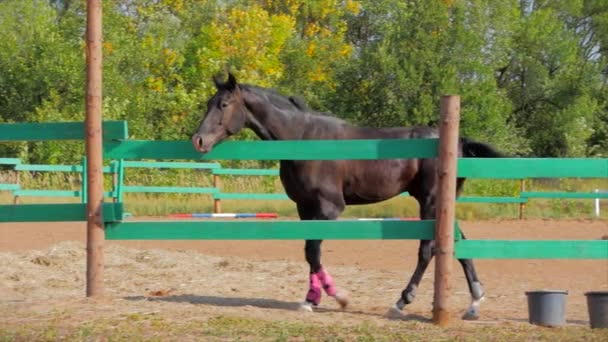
[500,0,607,156]
[327,0,526,154]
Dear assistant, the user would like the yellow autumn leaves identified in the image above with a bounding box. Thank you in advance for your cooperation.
[197,0,359,87]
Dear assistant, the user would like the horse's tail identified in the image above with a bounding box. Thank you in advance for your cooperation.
[456,138,503,196]
[460,137,504,158]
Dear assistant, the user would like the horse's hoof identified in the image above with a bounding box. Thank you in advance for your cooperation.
[462,296,484,320]
[461,310,480,321]
[386,304,405,319]
[298,301,314,312]
[334,290,349,309]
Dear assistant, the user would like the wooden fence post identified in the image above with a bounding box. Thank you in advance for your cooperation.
[85,0,104,297]
[213,174,222,213]
[433,95,460,326]
[13,170,20,205]
[519,179,526,220]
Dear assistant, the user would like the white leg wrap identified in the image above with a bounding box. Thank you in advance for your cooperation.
[333,290,349,309]
[386,303,406,318]
[298,301,314,312]
[462,296,484,320]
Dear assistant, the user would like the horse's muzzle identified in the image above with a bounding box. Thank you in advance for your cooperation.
[192,134,207,153]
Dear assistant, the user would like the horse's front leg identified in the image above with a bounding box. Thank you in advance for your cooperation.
[297,200,348,312]
[390,239,435,316]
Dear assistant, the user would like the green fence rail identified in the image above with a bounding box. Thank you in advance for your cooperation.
[0,158,21,165]
[458,158,608,178]
[0,202,123,222]
[104,139,439,160]
[456,240,608,259]
[0,121,128,141]
[106,219,439,240]
[113,160,221,202]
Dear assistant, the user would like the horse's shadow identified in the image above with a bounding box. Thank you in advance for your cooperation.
[123,294,431,322]
[125,294,298,311]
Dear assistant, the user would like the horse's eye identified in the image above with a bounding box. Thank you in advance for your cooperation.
[221,102,229,109]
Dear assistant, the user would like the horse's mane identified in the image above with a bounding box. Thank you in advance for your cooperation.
[241,85,305,112]
[241,84,345,133]
[241,84,338,119]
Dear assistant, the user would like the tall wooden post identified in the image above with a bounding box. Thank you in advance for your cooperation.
[433,95,460,326]
[13,171,20,205]
[519,179,525,220]
[213,174,222,213]
[85,0,104,297]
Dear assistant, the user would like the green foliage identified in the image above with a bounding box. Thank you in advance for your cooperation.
[0,0,607,162]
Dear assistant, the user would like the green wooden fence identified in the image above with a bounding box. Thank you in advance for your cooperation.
[12,162,117,200]
[5,157,606,208]
[101,138,443,243]
[0,121,128,220]
[209,168,529,205]
[0,158,21,192]
[1,120,607,259]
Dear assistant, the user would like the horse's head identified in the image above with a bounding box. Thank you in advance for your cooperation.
[192,73,247,153]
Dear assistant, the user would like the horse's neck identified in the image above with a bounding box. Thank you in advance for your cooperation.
[244,92,308,141]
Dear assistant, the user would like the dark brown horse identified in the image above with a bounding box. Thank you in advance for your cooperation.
[192,73,502,319]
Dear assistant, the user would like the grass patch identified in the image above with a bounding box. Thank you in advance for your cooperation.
[1,314,607,341]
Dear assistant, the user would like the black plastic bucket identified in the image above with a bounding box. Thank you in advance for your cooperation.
[585,291,608,329]
[525,290,568,327]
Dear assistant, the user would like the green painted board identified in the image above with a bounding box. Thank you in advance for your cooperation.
[13,189,80,197]
[0,203,123,222]
[214,193,290,200]
[104,139,439,160]
[0,121,128,141]
[122,161,221,169]
[14,163,112,173]
[0,184,20,191]
[122,186,218,194]
[15,164,83,172]
[456,240,608,259]
[521,191,608,199]
[0,158,21,165]
[105,220,436,240]
[458,158,608,179]
[457,196,528,203]
[213,169,280,176]
[22,190,116,198]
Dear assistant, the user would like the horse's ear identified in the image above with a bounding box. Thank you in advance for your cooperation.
[212,72,238,92]
[227,73,237,92]
[213,73,223,90]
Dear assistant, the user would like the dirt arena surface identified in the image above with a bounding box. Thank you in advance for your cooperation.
[1,218,607,336]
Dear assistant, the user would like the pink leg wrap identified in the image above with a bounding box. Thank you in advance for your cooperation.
[305,272,322,305]
[317,267,337,297]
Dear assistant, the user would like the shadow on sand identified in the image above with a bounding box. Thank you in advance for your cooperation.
[124,294,432,322]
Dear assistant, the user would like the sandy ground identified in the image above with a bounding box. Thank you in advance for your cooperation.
[1,218,607,328]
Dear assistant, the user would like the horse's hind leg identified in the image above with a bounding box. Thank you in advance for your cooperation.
[458,232,485,320]
[391,194,436,315]
[297,198,349,312]
[391,239,435,315]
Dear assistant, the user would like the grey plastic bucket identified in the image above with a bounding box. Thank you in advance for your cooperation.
[525,290,568,327]
[585,291,608,329]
